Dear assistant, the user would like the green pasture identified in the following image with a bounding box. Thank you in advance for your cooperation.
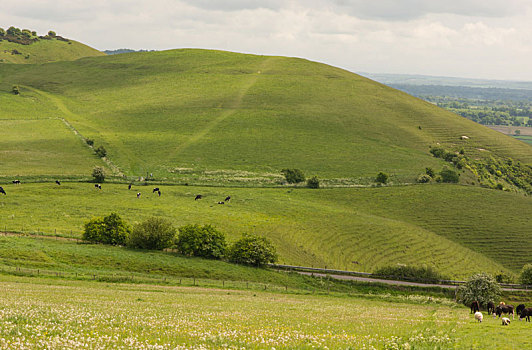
[0,38,104,64]
[515,135,532,146]
[1,183,530,277]
[0,275,529,349]
[0,49,530,182]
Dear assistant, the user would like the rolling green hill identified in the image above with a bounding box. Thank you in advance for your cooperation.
[0,48,530,278]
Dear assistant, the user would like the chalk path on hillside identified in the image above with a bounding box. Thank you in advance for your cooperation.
[21,85,125,176]
[168,56,279,159]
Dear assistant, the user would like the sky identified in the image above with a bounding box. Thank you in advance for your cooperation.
[2,0,532,80]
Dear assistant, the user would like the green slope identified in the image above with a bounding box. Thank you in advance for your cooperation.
[0,37,104,64]
[0,49,530,181]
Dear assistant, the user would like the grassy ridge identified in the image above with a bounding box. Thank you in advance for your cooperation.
[2,183,530,277]
[0,49,530,181]
[0,38,104,64]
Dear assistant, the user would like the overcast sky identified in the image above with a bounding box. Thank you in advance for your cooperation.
[2,0,532,80]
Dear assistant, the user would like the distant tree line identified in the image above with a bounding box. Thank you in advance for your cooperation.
[0,27,67,45]
[83,213,278,267]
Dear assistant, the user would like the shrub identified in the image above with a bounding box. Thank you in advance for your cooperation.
[86,138,94,146]
[375,171,389,184]
[176,224,226,259]
[306,176,319,188]
[92,166,105,183]
[425,167,435,178]
[95,145,107,158]
[82,212,131,245]
[456,273,501,306]
[440,168,459,183]
[373,265,445,283]
[228,233,277,267]
[495,273,513,284]
[12,86,19,95]
[417,174,432,183]
[0,28,5,37]
[429,147,446,158]
[48,30,56,36]
[520,264,532,285]
[281,168,305,184]
[127,217,176,250]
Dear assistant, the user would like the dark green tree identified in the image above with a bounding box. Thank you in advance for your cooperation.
[306,176,319,188]
[95,145,107,158]
[520,264,532,285]
[228,233,277,267]
[440,168,459,183]
[48,30,56,36]
[92,166,105,182]
[281,168,305,184]
[376,172,389,184]
[82,212,131,245]
[127,217,176,250]
[176,224,226,259]
[456,273,501,306]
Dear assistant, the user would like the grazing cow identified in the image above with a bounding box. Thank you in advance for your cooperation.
[128,183,132,190]
[487,301,495,315]
[12,180,20,185]
[474,311,483,322]
[0,187,6,195]
[495,305,514,319]
[217,201,224,205]
[519,308,532,322]
[157,190,161,197]
[195,195,203,200]
[501,317,511,326]
[471,301,480,314]
[94,184,101,190]
[516,304,526,317]
[225,196,231,202]
[152,187,159,193]
[137,192,141,199]
[55,180,61,185]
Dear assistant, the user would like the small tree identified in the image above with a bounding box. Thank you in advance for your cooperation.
[92,166,105,183]
[440,168,459,183]
[82,212,131,245]
[95,145,107,158]
[127,217,176,250]
[176,224,226,259]
[456,273,501,307]
[306,176,319,189]
[376,172,389,184]
[425,167,435,178]
[520,264,532,285]
[281,168,305,184]
[417,174,432,183]
[48,30,56,36]
[228,233,277,267]
[0,28,5,37]
[85,138,94,146]
[12,86,20,95]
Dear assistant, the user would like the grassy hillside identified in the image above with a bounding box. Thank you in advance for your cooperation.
[0,49,530,182]
[1,183,530,277]
[0,37,104,64]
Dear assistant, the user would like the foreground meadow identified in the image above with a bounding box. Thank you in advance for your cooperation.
[0,276,529,349]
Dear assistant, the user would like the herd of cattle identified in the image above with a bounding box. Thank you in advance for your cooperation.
[471,300,532,325]
[0,180,232,204]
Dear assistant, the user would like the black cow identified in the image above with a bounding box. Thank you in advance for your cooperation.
[94,184,101,190]
[137,192,141,199]
[225,196,231,202]
[520,308,532,322]
[0,187,6,195]
[195,195,203,200]
[516,304,526,317]
[470,301,480,314]
[495,305,514,319]
[152,187,160,193]
[217,201,224,205]
[487,301,495,315]
[157,190,161,197]
[55,180,61,185]
[128,184,132,190]
[12,180,20,185]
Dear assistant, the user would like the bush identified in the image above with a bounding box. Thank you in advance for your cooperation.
[127,217,176,250]
[440,168,459,183]
[417,174,432,183]
[0,28,5,37]
[425,167,435,178]
[281,168,305,184]
[95,145,107,158]
[48,30,56,36]
[373,265,445,283]
[86,138,94,146]
[92,166,105,183]
[82,212,131,245]
[228,233,278,267]
[520,264,532,285]
[456,273,501,306]
[429,147,446,158]
[12,86,19,95]
[306,176,319,188]
[176,224,226,259]
[375,171,389,184]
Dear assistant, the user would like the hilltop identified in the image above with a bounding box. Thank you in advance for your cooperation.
[0,48,530,277]
[0,26,104,64]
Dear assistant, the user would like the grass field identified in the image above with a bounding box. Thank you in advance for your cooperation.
[0,275,529,349]
[515,135,532,146]
[1,183,530,277]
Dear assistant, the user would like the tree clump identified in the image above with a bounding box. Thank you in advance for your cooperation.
[92,166,105,183]
[456,273,501,307]
[83,213,131,245]
[375,171,389,184]
[228,233,277,267]
[127,217,176,250]
[176,224,226,259]
[520,264,532,285]
[95,145,107,158]
[281,168,305,184]
[306,176,319,188]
